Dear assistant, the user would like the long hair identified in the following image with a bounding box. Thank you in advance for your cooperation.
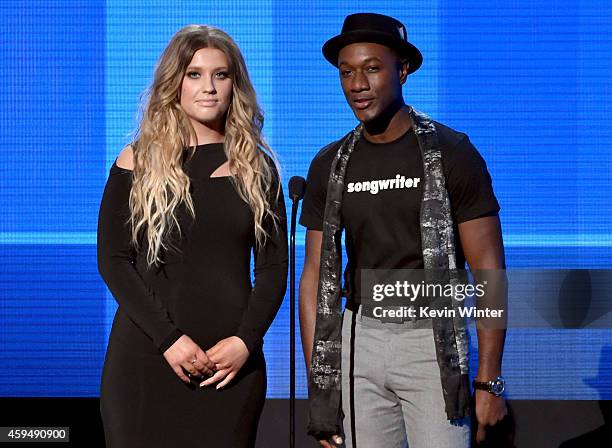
[129,25,280,266]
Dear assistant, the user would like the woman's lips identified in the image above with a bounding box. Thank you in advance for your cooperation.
[195,99,218,107]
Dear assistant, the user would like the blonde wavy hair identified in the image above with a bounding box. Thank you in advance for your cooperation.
[129,25,280,266]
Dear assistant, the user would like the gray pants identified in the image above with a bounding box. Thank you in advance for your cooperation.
[341,307,471,448]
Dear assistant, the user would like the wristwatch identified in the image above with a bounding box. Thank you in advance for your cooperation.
[472,376,505,396]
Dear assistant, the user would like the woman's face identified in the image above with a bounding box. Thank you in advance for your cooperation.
[180,47,233,134]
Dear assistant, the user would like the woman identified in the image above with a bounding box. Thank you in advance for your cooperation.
[97,25,288,447]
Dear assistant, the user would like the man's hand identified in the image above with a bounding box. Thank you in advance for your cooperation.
[318,434,344,447]
[199,336,250,390]
[474,389,508,444]
[162,334,216,383]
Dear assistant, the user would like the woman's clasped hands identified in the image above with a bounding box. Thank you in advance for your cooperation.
[163,335,249,390]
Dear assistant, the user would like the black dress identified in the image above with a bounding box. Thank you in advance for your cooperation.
[97,143,288,447]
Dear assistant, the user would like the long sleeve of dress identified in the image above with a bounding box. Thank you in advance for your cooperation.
[235,179,289,354]
[97,164,183,353]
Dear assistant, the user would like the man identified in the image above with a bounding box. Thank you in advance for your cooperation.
[299,13,507,448]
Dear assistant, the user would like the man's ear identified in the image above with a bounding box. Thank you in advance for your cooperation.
[399,59,410,85]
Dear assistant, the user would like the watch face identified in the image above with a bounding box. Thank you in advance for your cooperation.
[491,378,505,396]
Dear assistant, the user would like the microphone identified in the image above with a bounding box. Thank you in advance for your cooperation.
[287,176,306,448]
[289,176,306,201]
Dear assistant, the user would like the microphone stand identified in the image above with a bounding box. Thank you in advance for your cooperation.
[290,195,297,448]
[288,176,305,448]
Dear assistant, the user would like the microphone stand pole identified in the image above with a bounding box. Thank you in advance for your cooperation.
[288,176,305,448]
[290,194,298,448]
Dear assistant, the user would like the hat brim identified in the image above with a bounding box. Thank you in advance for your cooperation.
[322,30,423,74]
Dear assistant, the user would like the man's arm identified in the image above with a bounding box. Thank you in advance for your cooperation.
[457,214,507,443]
[459,214,506,379]
[300,229,343,448]
[299,229,323,374]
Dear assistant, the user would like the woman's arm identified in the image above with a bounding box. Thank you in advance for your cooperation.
[97,154,183,353]
[200,169,289,389]
[235,178,289,353]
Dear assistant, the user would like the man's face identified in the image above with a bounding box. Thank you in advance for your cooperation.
[337,42,407,123]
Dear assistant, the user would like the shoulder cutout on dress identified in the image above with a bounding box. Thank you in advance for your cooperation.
[116,145,135,171]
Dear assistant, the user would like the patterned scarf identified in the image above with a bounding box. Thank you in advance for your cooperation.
[307,106,471,438]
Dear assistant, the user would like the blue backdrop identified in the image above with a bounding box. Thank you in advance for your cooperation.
[0,0,611,399]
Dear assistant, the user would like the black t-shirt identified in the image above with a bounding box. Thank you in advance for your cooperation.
[299,121,500,304]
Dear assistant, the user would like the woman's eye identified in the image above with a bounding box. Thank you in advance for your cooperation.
[215,72,229,79]
[186,71,200,79]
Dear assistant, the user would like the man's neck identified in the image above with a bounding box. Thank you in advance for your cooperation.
[362,104,413,144]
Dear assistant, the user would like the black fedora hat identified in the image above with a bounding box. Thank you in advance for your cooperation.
[322,13,423,74]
